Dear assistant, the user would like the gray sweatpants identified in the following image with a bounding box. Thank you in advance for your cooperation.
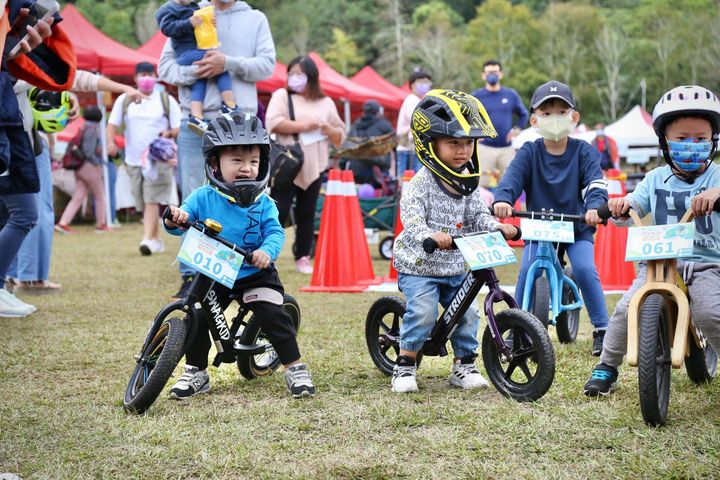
[601,261,720,368]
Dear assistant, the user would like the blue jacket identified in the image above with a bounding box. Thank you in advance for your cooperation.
[470,86,528,148]
[156,1,198,56]
[165,185,285,280]
[494,138,608,242]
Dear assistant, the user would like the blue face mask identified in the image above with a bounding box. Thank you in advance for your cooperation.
[486,73,500,86]
[667,138,713,171]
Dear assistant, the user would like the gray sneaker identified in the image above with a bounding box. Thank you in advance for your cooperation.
[169,365,210,400]
[284,363,316,398]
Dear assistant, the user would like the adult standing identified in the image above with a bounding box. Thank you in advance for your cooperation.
[158,0,275,297]
[592,123,619,172]
[107,62,181,256]
[265,55,345,274]
[470,60,528,187]
[395,68,432,175]
[343,99,394,187]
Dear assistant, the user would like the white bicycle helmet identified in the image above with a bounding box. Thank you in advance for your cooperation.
[652,85,720,177]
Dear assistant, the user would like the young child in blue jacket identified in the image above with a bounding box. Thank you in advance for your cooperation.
[584,85,720,396]
[493,81,609,356]
[163,111,315,399]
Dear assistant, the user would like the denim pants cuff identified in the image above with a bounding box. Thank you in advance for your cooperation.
[399,341,426,353]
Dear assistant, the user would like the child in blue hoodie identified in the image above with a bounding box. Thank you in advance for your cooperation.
[493,81,609,356]
[163,111,315,399]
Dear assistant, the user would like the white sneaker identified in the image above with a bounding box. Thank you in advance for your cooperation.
[169,365,210,400]
[449,360,489,390]
[0,288,36,317]
[150,238,165,254]
[391,364,419,393]
[139,238,153,256]
[295,256,313,274]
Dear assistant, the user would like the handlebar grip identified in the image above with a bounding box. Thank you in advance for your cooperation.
[597,204,612,221]
[422,238,438,254]
[715,199,720,213]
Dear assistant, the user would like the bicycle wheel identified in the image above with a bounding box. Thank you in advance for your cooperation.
[637,294,672,426]
[529,277,550,328]
[236,294,301,380]
[366,296,405,376]
[124,317,187,414]
[685,335,718,384]
[556,267,580,344]
[481,309,556,402]
[379,236,394,260]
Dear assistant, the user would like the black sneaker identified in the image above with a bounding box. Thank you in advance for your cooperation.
[583,363,619,397]
[592,329,606,356]
[172,275,193,299]
[169,365,210,400]
[284,363,316,398]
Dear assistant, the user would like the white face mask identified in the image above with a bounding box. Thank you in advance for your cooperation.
[535,113,575,142]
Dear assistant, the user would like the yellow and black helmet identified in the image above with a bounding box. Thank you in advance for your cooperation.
[411,89,497,196]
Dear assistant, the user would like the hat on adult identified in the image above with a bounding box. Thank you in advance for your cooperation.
[363,99,381,116]
[135,61,156,75]
[530,80,575,110]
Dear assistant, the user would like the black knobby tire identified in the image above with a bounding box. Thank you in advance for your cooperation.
[481,309,556,402]
[379,236,394,260]
[529,276,550,328]
[366,296,405,376]
[685,336,718,384]
[556,267,580,344]
[637,294,672,426]
[124,317,187,414]
[236,295,301,380]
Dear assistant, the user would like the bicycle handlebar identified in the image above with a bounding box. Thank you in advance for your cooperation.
[596,199,720,222]
[422,227,522,254]
[162,207,254,264]
[512,209,588,224]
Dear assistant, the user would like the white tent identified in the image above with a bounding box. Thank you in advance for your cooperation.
[604,105,658,156]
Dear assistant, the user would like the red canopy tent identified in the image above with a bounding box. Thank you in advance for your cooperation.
[137,30,167,59]
[351,66,407,110]
[60,4,157,75]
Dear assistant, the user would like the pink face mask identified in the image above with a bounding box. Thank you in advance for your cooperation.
[137,76,156,94]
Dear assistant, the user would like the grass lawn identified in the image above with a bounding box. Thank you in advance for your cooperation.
[2,222,719,479]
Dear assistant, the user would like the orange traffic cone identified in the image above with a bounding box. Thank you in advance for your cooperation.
[594,169,635,291]
[301,169,366,293]
[504,199,525,248]
[341,170,381,286]
[384,170,415,282]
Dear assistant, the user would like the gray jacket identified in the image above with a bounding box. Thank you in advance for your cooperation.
[158,1,275,118]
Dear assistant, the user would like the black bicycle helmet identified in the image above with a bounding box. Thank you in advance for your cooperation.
[411,89,497,196]
[202,111,271,207]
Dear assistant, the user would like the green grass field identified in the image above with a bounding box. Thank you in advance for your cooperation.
[2,223,719,479]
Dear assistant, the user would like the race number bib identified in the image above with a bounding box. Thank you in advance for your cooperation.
[455,232,517,270]
[520,219,575,243]
[177,228,243,288]
[625,223,695,261]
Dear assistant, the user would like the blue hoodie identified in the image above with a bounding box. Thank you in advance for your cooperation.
[165,185,285,279]
[494,137,608,242]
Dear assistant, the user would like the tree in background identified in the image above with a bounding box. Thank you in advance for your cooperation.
[324,28,364,76]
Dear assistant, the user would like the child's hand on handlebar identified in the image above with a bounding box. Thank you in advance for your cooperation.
[493,202,513,219]
[608,197,632,218]
[430,231,453,250]
[496,223,518,240]
[251,250,271,269]
[584,209,602,227]
[691,187,720,217]
[164,206,189,228]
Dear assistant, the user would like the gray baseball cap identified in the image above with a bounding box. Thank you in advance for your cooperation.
[530,80,575,110]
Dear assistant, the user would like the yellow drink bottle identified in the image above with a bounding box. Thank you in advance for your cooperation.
[193,6,220,50]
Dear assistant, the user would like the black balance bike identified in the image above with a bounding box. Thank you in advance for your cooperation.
[365,232,556,401]
[123,212,300,414]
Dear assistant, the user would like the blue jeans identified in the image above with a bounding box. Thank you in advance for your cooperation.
[398,273,479,358]
[0,193,38,289]
[176,119,204,277]
[106,160,117,223]
[176,49,233,104]
[7,143,53,282]
[515,240,609,329]
[396,150,422,177]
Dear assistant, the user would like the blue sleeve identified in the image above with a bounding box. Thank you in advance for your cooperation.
[156,6,194,38]
[164,190,201,236]
[257,198,285,260]
[513,90,529,129]
[493,144,528,206]
[579,144,608,210]
[627,174,654,218]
